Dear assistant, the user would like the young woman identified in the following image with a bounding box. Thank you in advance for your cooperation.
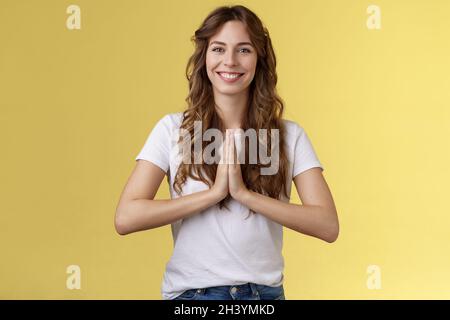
[115,5,339,300]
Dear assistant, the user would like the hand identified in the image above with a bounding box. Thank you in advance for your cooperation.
[211,129,229,201]
[227,130,249,202]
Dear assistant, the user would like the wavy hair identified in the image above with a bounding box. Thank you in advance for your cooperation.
[173,5,289,217]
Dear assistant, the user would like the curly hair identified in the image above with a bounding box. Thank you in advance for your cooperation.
[173,5,290,218]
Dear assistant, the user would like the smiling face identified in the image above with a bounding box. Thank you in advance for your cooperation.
[206,20,258,96]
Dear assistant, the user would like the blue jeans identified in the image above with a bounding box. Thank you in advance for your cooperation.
[173,282,285,300]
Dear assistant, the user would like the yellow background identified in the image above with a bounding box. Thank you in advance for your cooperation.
[1,0,449,299]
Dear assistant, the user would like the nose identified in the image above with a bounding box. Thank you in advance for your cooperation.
[224,50,238,67]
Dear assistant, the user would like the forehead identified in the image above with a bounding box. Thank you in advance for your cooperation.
[208,20,251,45]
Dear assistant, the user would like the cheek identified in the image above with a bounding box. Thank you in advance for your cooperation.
[244,56,257,73]
[205,57,215,79]
[205,56,218,76]
[244,61,257,78]
[206,53,219,67]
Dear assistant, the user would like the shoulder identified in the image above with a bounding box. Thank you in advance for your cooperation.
[150,112,184,136]
[281,118,304,139]
[159,112,184,128]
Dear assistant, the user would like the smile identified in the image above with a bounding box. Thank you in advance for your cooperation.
[216,72,244,83]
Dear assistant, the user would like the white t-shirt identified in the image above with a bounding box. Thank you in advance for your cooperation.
[135,112,324,300]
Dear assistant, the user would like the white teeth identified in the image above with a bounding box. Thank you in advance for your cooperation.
[219,72,242,79]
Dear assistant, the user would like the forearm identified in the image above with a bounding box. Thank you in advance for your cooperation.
[115,189,221,235]
[239,190,339,243]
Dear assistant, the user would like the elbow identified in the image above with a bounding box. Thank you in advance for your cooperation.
[324,219,339,243]
[324,229,339,243]
[114,213,130,236]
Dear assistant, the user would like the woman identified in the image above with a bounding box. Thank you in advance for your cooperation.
[115,5,339,300]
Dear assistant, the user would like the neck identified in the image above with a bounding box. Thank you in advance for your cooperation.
[213,89,248,129]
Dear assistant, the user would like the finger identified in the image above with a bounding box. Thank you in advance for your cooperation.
[221,130,227,165]
[230,130,235,165]
[232,131,236,166]
[226,130,231,165]
[226,130,230,165]
[235,132,240,166]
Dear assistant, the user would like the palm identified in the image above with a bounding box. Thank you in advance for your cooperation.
[227,130,246,198]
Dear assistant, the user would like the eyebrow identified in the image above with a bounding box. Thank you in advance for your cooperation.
[209,41,254,47]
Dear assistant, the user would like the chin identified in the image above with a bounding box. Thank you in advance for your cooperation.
[214,82,250,94]
[216,87,246,95]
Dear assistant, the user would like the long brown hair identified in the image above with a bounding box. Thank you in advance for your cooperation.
[173,5,289,217]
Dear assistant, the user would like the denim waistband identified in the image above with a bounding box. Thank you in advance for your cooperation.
[195,282,261,296]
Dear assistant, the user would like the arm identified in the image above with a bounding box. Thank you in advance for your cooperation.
[226,129,339,243]
[235,167,339,243]
[115,160,224,235]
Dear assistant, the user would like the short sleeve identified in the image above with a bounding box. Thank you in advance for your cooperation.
[135,115,171,173]
[292,124,324,178]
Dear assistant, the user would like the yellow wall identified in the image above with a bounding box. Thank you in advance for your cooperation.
[1,0,449,299]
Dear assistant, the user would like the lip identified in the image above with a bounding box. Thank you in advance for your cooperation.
[216,71,245,83]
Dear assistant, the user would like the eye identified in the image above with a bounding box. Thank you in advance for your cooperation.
[211,47,252,53]
[239,48,252,53]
